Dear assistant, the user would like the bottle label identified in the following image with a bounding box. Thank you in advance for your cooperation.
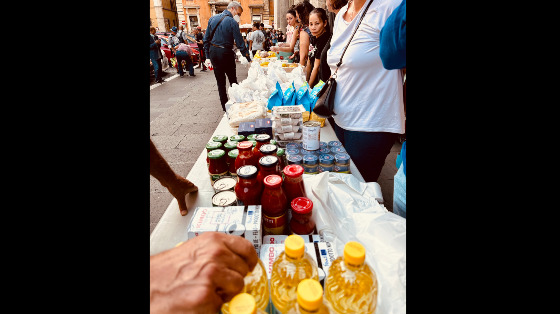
[263,213,287,235]
[209,171,228,185]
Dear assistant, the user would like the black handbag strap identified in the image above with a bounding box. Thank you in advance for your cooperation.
[333,0,375,76]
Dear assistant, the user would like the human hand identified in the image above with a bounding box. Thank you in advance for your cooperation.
[164,174,198,216]
[271,46,278,52]
[150,232,259,314]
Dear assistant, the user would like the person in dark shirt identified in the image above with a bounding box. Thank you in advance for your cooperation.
[319,0,348,83]
[306,8,331,88]
[203,1,251,112]
[194,26,207,71]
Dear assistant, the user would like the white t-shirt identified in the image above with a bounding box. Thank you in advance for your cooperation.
[249,30,265,51]
[327,0,404,134]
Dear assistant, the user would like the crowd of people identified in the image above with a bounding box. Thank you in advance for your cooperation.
[150,0,406,311]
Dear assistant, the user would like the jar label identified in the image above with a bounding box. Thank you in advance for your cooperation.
[263,213,286,229]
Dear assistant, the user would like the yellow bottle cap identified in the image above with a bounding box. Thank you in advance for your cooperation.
[229,293,257,314]
[284,234,305,258]
[297,279,323,312]
[343,241,366,266]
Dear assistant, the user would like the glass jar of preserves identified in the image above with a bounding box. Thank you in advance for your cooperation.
[282,164,306,203]
[259,144,278,156]
[276,148,286,174]
[261,174,288,235]
[290,197,315,235]
[223,141,239,163]
[230,134,246,142]
[257,155,281,184]
[247,134,258,141]
[208,149,228,184]
[252,134,271,167]
[235,141,258,172]
[206,141,223,166]
[235,165,263,206]
[228,149,239,177]
[212,135,229,146]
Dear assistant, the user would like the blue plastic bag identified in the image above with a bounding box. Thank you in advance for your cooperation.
[296,83,312,111]
[267,81,284,110]
[283,82,297,107]
[308,80,325,112]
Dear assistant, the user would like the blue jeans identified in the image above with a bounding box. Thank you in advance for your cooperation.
[151,57,162,81]
[332,120,398,182]
[175,51,194,76]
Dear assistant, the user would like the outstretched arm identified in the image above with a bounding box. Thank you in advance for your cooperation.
[150,139,198,215]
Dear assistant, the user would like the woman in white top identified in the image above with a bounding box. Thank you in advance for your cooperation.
[326,0,405,182]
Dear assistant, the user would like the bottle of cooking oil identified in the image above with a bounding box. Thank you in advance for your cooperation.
[324,241,378,314]
[228,293,268,314]
[270,234,319,314]
[222,258,270,314]
[285,279,334,314]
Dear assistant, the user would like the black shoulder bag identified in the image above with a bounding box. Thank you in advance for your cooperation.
[313,0,374,118]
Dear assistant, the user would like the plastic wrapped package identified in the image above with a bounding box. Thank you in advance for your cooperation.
[227,101,267,128]
[302,172,406,314]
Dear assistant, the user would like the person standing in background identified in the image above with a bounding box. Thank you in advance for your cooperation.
[194,26,208,71]
[203,1,251,112]
[326,0,405,183]
[248,22,265,56]
[150,26,165,84]
[319,0,348,83]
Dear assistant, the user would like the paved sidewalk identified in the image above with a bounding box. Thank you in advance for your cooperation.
[149,63,250,233]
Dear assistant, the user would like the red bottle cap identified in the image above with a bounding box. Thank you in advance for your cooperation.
[237,141,253,150]
[291,197,313,214]
[283,164,304,177]
[263,174,283,187]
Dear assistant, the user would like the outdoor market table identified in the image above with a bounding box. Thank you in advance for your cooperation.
[149,111,366,256]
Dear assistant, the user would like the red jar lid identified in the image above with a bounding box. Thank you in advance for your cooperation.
[237,141,253,150]
[263,174,283,187]
[291,197,313,214]
[283,164,304,177]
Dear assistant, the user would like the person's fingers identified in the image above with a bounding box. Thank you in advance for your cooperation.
[201,263,246,303]
[176,195,188,216]
[221,234,259,272]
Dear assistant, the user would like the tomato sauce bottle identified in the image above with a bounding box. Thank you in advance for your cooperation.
[235,165,263,206]
[261,175,288,235]
[235,141,258,172]
[252,134,271,166]
[257,155,281,184]
[290,197,316,235]
[282,164,306,204]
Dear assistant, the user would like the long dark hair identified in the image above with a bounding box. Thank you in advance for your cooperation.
[310,8,328,25]
[294,0,315,26]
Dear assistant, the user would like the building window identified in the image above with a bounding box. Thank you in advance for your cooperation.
[189,15,199,29]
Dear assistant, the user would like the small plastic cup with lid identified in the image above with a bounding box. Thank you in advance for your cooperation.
[334,153,351,166]
[286,154,303,165]
[327,140,342,149]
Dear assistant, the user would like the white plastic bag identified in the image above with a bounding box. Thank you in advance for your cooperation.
[303,172,406,314]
